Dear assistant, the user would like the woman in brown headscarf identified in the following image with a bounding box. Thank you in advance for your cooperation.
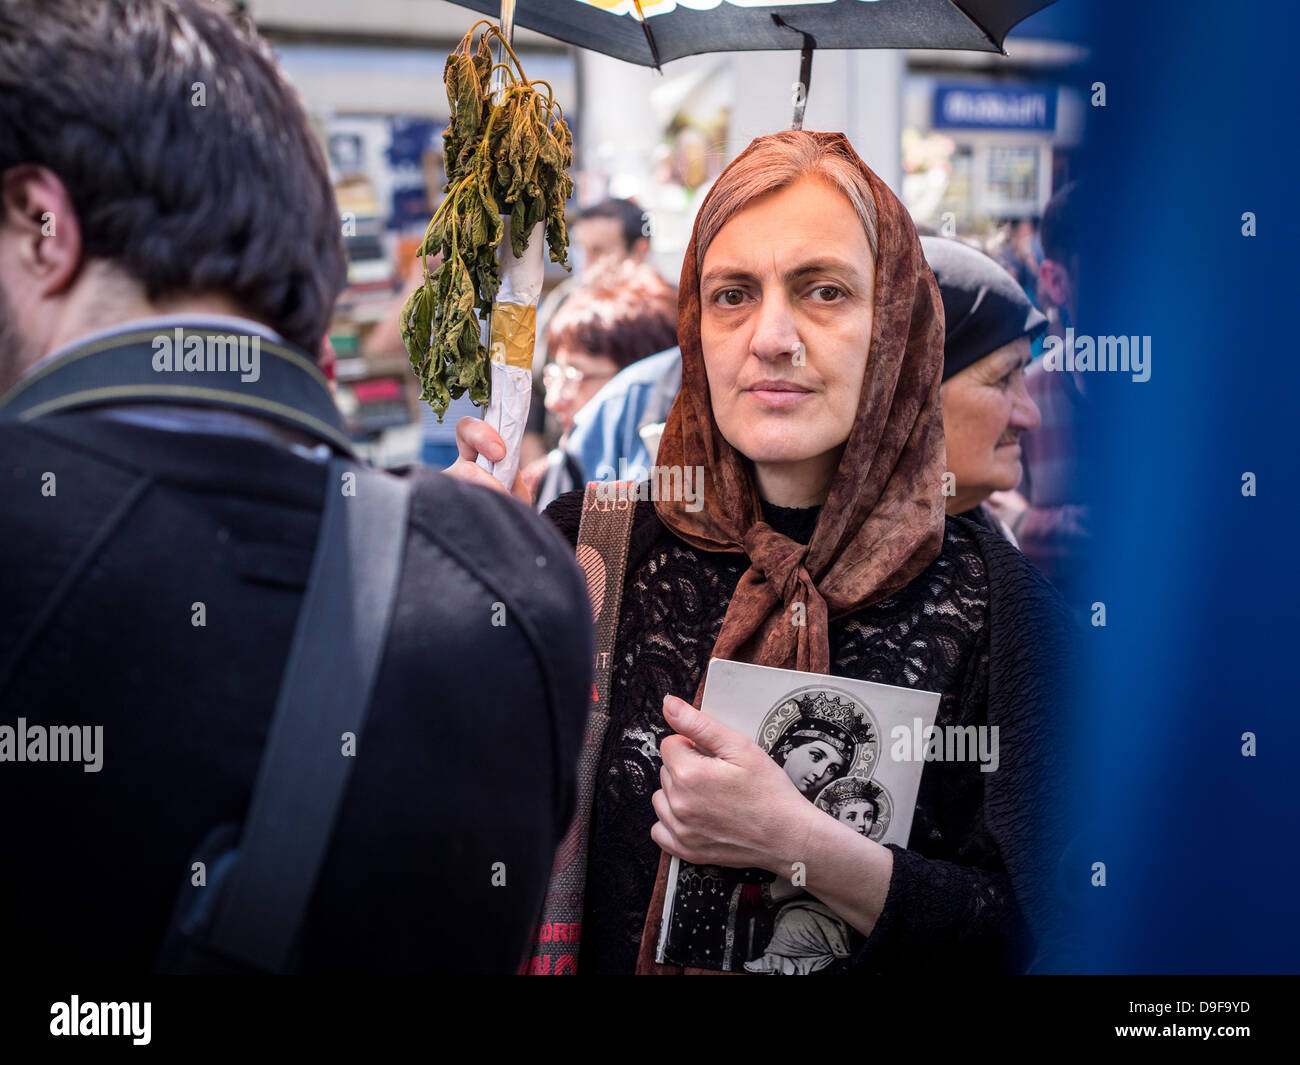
[451,130,1070,975]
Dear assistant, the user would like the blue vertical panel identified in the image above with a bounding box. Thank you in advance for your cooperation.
[1056,0,1300,972]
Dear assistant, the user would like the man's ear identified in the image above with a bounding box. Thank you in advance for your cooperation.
[1037,258,1070,310]
[317,334,337,386]
[0,165,82,298]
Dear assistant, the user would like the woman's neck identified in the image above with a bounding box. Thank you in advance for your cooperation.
[752,449,840,508]
[946,490,985,515]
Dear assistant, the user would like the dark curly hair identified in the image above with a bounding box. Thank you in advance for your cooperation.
[0,0,345,356]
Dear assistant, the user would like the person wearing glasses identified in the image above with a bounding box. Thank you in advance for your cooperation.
[524,258,678,506]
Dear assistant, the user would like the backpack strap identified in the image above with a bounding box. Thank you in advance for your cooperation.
[206,457,411,972]
[521,481,638,975]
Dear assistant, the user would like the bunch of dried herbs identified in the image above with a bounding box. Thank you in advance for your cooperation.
[400,21,573,419]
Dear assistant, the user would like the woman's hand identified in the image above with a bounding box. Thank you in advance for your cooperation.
[442,416,533,506]
[651,694,819,877]
[652,693,895,938]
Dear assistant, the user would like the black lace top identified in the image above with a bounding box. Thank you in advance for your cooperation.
[543,493,1036,975]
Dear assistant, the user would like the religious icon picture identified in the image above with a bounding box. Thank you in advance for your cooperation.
[656,659,938,974]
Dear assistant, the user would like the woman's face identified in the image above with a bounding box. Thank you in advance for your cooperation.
[939,337,1041,512]
[781,738,845,796]
[543,343,620,436]
[698,177,875,496]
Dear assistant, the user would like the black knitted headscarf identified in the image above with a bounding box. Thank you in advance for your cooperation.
[921,236,1048,382]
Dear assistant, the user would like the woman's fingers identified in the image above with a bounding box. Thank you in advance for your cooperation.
[651,787,680,832]
[649,819,681,858]
[659,733,696,768]
[445,416,532,501]
[443,454,530,502]
[455,416,506,464]
[442,456,510,495]
[650,796,692,861]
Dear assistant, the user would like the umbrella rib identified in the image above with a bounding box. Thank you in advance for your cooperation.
[948,1,1006,55]
[630,0,664,72]
[772,15,817,130]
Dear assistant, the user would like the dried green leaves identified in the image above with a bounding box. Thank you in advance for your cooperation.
[403,22,573,420]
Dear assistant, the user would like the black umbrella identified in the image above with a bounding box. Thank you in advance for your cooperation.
[444,1,1058,67]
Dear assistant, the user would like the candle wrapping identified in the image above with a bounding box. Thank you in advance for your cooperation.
[476,217,545,488]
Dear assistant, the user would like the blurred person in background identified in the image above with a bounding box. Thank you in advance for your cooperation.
[921,236,1046,542]
[987,216,1042,308]
[541,342,683,508]
[0,0,590,974]
[568,197,652,274]
[521,197,656,470]
[527,258,677,508]
[985,181,1088,602]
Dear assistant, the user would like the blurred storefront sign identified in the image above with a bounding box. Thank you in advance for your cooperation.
[905,73,1083,229]
[933,83,1058,133]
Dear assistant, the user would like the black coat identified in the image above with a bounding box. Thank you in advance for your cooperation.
[0,410,593,973]
[544,491,1075,973]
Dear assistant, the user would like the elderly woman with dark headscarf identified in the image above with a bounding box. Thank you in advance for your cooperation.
[921,235,1047,542]
[449,130,1071,975]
